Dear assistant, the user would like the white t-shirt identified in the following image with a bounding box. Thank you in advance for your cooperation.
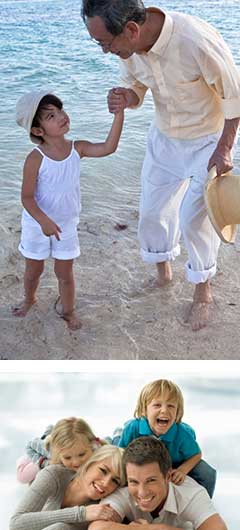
[100,476,217,530]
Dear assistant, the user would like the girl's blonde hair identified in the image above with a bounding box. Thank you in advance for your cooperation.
[134,379,184,423]
[46,417,106,464]
[79,444,126,487]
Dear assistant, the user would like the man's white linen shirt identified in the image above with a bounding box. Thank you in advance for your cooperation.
[120,7,240,139]
[100,476,217,530]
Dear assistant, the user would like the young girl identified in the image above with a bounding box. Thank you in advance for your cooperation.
[118,379,217,498]
[14,89,124,330]
[17,416,106,484]
[11,444,125,530]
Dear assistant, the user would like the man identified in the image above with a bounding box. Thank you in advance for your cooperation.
[90,437,228,530]
[81,0,240,331]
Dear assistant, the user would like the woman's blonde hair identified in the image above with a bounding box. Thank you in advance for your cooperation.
[46,417,106,464]
[134,379,184,423]
[79,444,126,487]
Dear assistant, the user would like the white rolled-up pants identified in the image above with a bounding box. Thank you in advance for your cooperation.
[138,125,222,284]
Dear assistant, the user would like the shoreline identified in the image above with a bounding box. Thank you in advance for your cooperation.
[1,207,240,359]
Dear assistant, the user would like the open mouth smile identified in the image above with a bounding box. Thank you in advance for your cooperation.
[137,495,154,507]
[92,482,105,495]
[156,418,169,425]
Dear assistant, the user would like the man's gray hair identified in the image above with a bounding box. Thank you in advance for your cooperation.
[81,0,146,35]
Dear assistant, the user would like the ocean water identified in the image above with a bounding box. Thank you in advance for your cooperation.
[0,370,239,529]
[0,0,240,224]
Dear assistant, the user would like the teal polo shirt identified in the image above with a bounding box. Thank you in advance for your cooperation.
[118,417,201,466]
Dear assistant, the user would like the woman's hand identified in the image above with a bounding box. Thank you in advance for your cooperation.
[85,504,120,522]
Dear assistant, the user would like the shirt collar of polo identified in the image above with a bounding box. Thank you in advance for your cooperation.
[159,422,177,441]
[138,418,177,440]
[139,417,153,434]
[146,7,174,56]
[158,482,178,516]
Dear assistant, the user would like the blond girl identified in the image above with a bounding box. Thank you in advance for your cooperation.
[17,417,105,484]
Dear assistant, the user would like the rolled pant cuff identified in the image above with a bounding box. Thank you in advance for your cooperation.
[185,261,217,284]
[140,244,180,264]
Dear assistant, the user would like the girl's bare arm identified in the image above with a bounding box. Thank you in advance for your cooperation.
[21,151,61,240]
[75,110,124,158]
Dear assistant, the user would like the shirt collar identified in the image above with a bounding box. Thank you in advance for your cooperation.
[159,422,177,442]
[160,482,178,515]
[138,417,153,434]
[138,418,177,441]
[146,7,174,56]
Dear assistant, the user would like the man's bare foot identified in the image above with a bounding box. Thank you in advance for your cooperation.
[12,299,36,317]
[187,281,213,331]
[156,261,173,287]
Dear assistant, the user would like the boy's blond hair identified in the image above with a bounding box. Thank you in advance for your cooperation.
[134,379,184,423]
[46,417,106,464]
[79,444,126,487]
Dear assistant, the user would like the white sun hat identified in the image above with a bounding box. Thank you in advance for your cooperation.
[16,89,52,143]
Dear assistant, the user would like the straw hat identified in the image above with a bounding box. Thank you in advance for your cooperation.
[204,165,240,243]
[16,89,52,143]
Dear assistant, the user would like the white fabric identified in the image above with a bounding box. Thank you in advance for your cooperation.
[20,142,81,260]
[138,126,222,283]
[100,477,217,530]
[19,222,80,260]
[120,7,240,139]
[16,89,52,142]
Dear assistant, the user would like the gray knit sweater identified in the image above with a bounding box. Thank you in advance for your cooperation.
[10,464,88,530]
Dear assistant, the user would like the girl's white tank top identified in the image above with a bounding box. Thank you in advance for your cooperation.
[22,142,81,228]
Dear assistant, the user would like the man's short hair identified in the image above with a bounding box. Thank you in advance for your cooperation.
[81,0,146,36]
[122,436,172,477]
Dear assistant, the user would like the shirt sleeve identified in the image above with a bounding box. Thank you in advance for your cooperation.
[191,29,240,118]
[118,419,139,448]
[180,487,217,528]
[178,424,201,461]
[119,60,148,108]
[26,437,50,463]
[9,467,85,530]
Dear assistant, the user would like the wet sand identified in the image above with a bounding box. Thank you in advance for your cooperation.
[1,205,240,360]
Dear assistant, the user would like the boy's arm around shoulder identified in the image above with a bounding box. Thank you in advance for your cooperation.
[75,110,124,159]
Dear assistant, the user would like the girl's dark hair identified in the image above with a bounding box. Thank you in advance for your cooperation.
[81,0,146,36]
[31,94,63,142]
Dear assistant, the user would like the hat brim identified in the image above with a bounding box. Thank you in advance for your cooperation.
[204,177,237,244]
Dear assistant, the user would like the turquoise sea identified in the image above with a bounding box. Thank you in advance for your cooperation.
[1,0,240,223]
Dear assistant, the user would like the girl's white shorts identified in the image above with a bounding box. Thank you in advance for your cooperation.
[18,222,80,261]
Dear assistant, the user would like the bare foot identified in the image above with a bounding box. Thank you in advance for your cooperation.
[12,299,36,317]
[156,261,173,287]
[54,297,82,331]
[187,281,213,331]
[187,302,211,331]
[62,311,82,331]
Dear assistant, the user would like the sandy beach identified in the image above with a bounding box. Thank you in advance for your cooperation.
[1,201,240,360]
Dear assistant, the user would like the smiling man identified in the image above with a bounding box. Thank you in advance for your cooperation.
[90,437,227,530]
[81,0,240,331]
